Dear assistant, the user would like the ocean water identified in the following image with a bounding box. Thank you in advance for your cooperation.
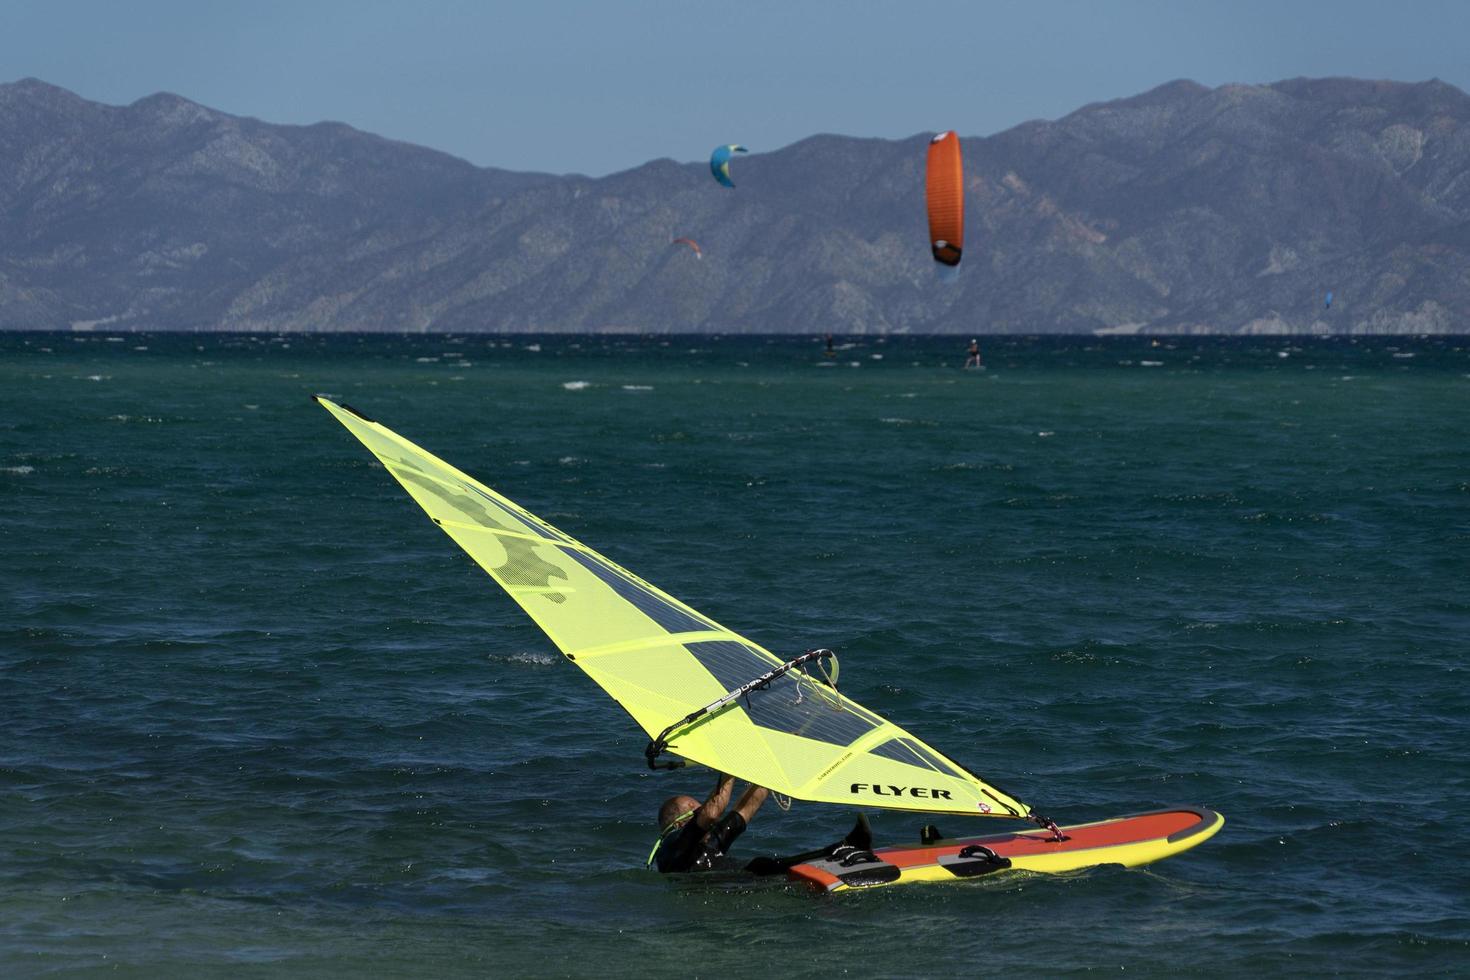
[2,333,1467,977]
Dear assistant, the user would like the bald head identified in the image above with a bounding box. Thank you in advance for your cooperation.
[658,795,700,829]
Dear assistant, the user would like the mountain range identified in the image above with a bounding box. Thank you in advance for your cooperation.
[1,75,1467,334]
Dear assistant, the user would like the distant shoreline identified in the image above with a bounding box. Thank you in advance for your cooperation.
[4,328,1466,339]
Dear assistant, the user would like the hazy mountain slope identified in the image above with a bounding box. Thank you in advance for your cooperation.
[1,76,1466,333]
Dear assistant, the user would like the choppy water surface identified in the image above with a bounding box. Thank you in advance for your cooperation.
[2,333,1468,976]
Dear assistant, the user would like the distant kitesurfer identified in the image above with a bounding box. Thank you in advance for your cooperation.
[964,338,982,369]
[824,333,836,357]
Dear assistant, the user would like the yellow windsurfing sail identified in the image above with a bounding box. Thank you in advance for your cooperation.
[315,396,1030,819]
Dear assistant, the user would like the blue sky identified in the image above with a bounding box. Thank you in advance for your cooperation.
[6,0,1467,175]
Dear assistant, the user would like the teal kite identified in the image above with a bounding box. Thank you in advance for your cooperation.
[710,144,747,188]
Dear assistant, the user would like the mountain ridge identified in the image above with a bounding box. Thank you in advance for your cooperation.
[1,76,1466,333]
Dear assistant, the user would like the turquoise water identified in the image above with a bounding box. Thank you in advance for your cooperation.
[3,333,1468,976]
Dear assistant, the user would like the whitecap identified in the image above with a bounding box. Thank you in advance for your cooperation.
[1,465,35,475]
[1037,431,1055,438]
[1140,360,1163,367]
[621,385,653,392]
[562,380,591,391]
[488,651,559,666]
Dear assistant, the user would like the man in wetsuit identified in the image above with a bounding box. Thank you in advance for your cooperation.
[653,772,768,873]
[651,772,876,875]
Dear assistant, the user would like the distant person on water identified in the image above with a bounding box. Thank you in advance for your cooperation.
[965,338,983,369]
[824,333,836,356]
[653,772,768,872]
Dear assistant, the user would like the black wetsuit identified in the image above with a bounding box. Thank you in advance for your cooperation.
[654,812,748,873]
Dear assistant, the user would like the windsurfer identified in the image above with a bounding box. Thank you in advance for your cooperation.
[651,771,877,875]
[965,339,982,369]
[653,772,767,873]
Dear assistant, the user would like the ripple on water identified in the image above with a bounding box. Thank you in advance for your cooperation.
[0,333,1466,975]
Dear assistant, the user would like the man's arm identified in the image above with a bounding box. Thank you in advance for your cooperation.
[695,772,735,829]
[733,784,769,824]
